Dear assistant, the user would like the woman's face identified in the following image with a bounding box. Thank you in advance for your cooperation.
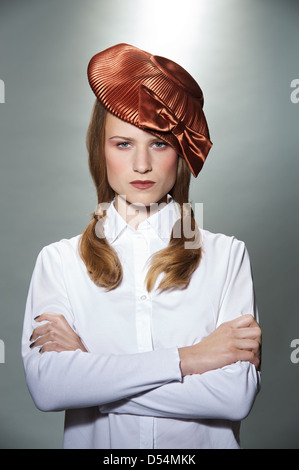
[104,113,178,213]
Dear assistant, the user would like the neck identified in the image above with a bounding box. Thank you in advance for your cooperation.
[114,194,170,229]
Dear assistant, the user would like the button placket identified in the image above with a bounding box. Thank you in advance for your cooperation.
[132,228,155,449]
[133,232,153,354]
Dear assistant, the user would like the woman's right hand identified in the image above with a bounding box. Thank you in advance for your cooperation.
[178,314,261,376]
[30,313,87,354]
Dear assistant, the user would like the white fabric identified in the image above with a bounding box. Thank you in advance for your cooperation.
[22,199,260,449]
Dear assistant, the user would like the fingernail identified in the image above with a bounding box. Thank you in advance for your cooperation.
[34,315,40,320]
[29,334,33,341]
[39,347,43,353]
[29,341,35,348]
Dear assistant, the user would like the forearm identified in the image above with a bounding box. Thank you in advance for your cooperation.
[100,361,261,421]
[22,346,182,412]
[100,314,261,421]
[23,311,260,413]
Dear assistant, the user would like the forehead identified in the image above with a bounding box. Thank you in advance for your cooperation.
[105,112,157,141]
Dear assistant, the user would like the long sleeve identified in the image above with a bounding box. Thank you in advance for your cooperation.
[100,361,259,421]
[100,239,261,421]
[22,207,260,449]
[21,244,182,412]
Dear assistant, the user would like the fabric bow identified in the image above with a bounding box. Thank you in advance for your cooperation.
[138,85,212,177]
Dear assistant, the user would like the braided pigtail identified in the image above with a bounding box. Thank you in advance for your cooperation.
[80,205,123,290]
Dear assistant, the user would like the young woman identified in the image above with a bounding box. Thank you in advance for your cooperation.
[22,44,261,449]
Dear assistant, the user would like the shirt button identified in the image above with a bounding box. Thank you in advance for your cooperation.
[140,295,147,301]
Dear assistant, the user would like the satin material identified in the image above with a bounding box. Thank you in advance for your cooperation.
[88,43,212,177]
[138,85,212,177]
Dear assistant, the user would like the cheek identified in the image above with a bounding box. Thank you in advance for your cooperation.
[159,154,178,182]
[105,155,126,183]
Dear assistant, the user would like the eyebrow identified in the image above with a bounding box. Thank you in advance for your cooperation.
[108,135,165,142]
[108,136,135,141]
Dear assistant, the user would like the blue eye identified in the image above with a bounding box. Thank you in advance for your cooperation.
[153,141,166,149]
[117,142,130,149]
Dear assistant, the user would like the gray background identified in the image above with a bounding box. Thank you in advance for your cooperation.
[0,0,298,449]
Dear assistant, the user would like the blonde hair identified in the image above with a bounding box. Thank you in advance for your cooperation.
[79,100,201,292]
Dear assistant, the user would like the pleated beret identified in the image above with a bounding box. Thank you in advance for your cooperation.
[87,43,212,177]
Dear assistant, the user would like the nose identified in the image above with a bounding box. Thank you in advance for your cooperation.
[132,146,152,174]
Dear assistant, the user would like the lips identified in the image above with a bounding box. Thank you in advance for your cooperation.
[130,180,156,190]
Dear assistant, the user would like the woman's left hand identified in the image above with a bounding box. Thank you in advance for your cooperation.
[29,312,87,353]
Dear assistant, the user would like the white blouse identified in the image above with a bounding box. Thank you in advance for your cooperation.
[22,199,260,449]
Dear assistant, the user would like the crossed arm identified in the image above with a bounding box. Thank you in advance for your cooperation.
[27,312,261,420]
[23,241,261,418]
[30,312,261,377]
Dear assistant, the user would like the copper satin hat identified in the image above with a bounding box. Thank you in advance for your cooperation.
[87,43,212,177]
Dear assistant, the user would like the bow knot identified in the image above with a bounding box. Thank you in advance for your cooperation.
[138,85,212,177]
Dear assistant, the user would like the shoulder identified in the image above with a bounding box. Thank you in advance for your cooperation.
[201,228,245,250]
[200,229,248,264]
[36,234,82,266]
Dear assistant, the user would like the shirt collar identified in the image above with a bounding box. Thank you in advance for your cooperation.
[104,197,181,244]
